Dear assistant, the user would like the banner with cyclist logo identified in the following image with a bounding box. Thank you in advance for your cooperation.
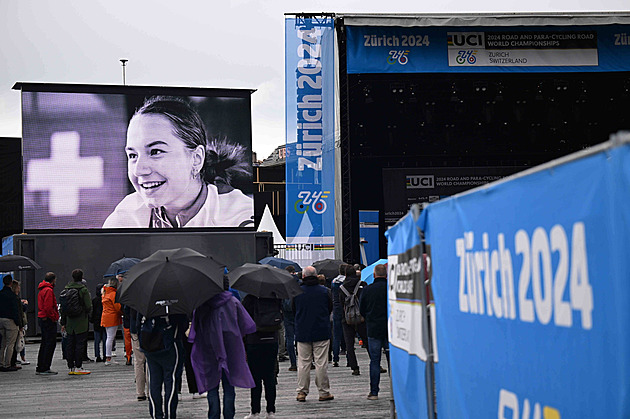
[346,24,630,73]
[285,17,335,261]
[417,137,630,418]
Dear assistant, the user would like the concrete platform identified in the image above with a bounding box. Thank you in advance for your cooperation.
[1,338,393,418]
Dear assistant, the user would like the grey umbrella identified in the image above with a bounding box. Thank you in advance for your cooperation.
[117,248,225,317]
[0,254,41,272]
[228,263,303,299]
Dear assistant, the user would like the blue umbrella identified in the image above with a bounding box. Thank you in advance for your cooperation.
[258,256,301,272]
[104,257,142,277]
[361,259,388,285]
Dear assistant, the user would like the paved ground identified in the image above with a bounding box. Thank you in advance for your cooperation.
[0,338,393,418]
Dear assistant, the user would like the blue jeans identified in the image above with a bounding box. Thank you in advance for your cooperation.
[93,329,106,359]
[207,371,235,419]
[367,337,389,396]
[146,340,184,419]
[283,316,296,367]
[331,310,344,362]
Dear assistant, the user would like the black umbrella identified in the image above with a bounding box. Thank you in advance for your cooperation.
[0,254,41,272]
[104,257,141,277]
[117,248,225,317]
[228,263,303,299]
[258,256,301,272]
[312,258,345,279]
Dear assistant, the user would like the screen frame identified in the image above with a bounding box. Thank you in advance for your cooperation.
[14,82,256,234]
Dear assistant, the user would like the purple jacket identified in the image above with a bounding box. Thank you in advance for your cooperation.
[189,291,256,393]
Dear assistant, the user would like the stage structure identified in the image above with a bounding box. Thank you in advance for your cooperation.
[285,12,630,265]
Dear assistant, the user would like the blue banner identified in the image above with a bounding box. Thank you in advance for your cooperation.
[418,139,630,418]
[347,25,630,73]
[285,17,335,262]
[359,210,380,265]
[385,212,432,419]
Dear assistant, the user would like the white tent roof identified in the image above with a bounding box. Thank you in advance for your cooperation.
[257,205,285,245]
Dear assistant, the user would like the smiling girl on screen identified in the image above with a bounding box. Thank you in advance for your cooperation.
[103,96,254,228]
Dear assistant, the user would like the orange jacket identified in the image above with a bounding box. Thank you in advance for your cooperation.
[101,286,122,328]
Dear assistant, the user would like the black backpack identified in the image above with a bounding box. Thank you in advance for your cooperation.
[340,281,365,325]
[253,298,283,332]
[139,316,176,354]
[60,288,84,318]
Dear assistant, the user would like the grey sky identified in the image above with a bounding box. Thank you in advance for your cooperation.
[1,0,627,159]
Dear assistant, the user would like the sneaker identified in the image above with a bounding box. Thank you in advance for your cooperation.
[380,367,387,373]
[111,352,117,357]
[0,366,18,372]
[333,362,339,367]
[367,394,378,400]
[192,392,206,399]
[69,368,76,375]
[20,360,30,365]
[266,413,276,418]
[37,370,58,375]
[137,395,147,401]
[243,413,260,418]
[288,365,297,371]
[318,394,334,401]
[74,367,91,375]
[96,357,104,363]
[296,392,306,402]
[105,359,117,366]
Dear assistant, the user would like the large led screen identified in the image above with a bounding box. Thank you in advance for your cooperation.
[20,85,254,230]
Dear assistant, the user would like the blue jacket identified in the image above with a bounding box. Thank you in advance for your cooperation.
[293,275,332,343]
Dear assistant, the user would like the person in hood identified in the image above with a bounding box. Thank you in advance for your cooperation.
[292,266,334,403]
[103,96,254,229]
[189,290,256,419]
[60,269,93,375]
[36,272,59,375]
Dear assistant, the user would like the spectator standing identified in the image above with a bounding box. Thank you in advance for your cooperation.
[101,278,122,365]
[242,295,282,418]
[330,265,347,367]
[138,312,188,419]
[189,290,256,419]
[92,284,107,362]
[10,279,29,367]
[36,272,59,375]
[129,307,148,401]
[60,269,93,375]
[282,266,299,372]
[116,273,134,365]
[292,266,334,402]
[0,275,21,372]
[359,264,389,400]
[340,266,369,376]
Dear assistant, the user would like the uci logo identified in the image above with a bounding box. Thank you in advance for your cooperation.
[294,190,329,215]
[406,175,434,189]
[387,50,409,65]
[448,32,485,48]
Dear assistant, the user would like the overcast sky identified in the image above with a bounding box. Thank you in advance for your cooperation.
[1,0,627,159]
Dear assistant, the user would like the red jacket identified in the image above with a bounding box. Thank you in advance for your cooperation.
[37,280,59,322]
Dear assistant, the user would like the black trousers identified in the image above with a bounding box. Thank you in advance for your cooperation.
[341,321,368,370]
[37,318,57,372]
[246,342,278,414]
[182,338,198,394]
[66,331,88,369]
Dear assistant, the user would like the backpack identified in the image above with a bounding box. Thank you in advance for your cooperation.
[59,288,84,317]
[253,298,283,332]
[139,315,176,354]
[340,281,364,325]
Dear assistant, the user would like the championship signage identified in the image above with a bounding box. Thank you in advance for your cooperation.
[285,17,336,264]
[346,25,630,73]
[386,211,435,419]
[417,137,630,418]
